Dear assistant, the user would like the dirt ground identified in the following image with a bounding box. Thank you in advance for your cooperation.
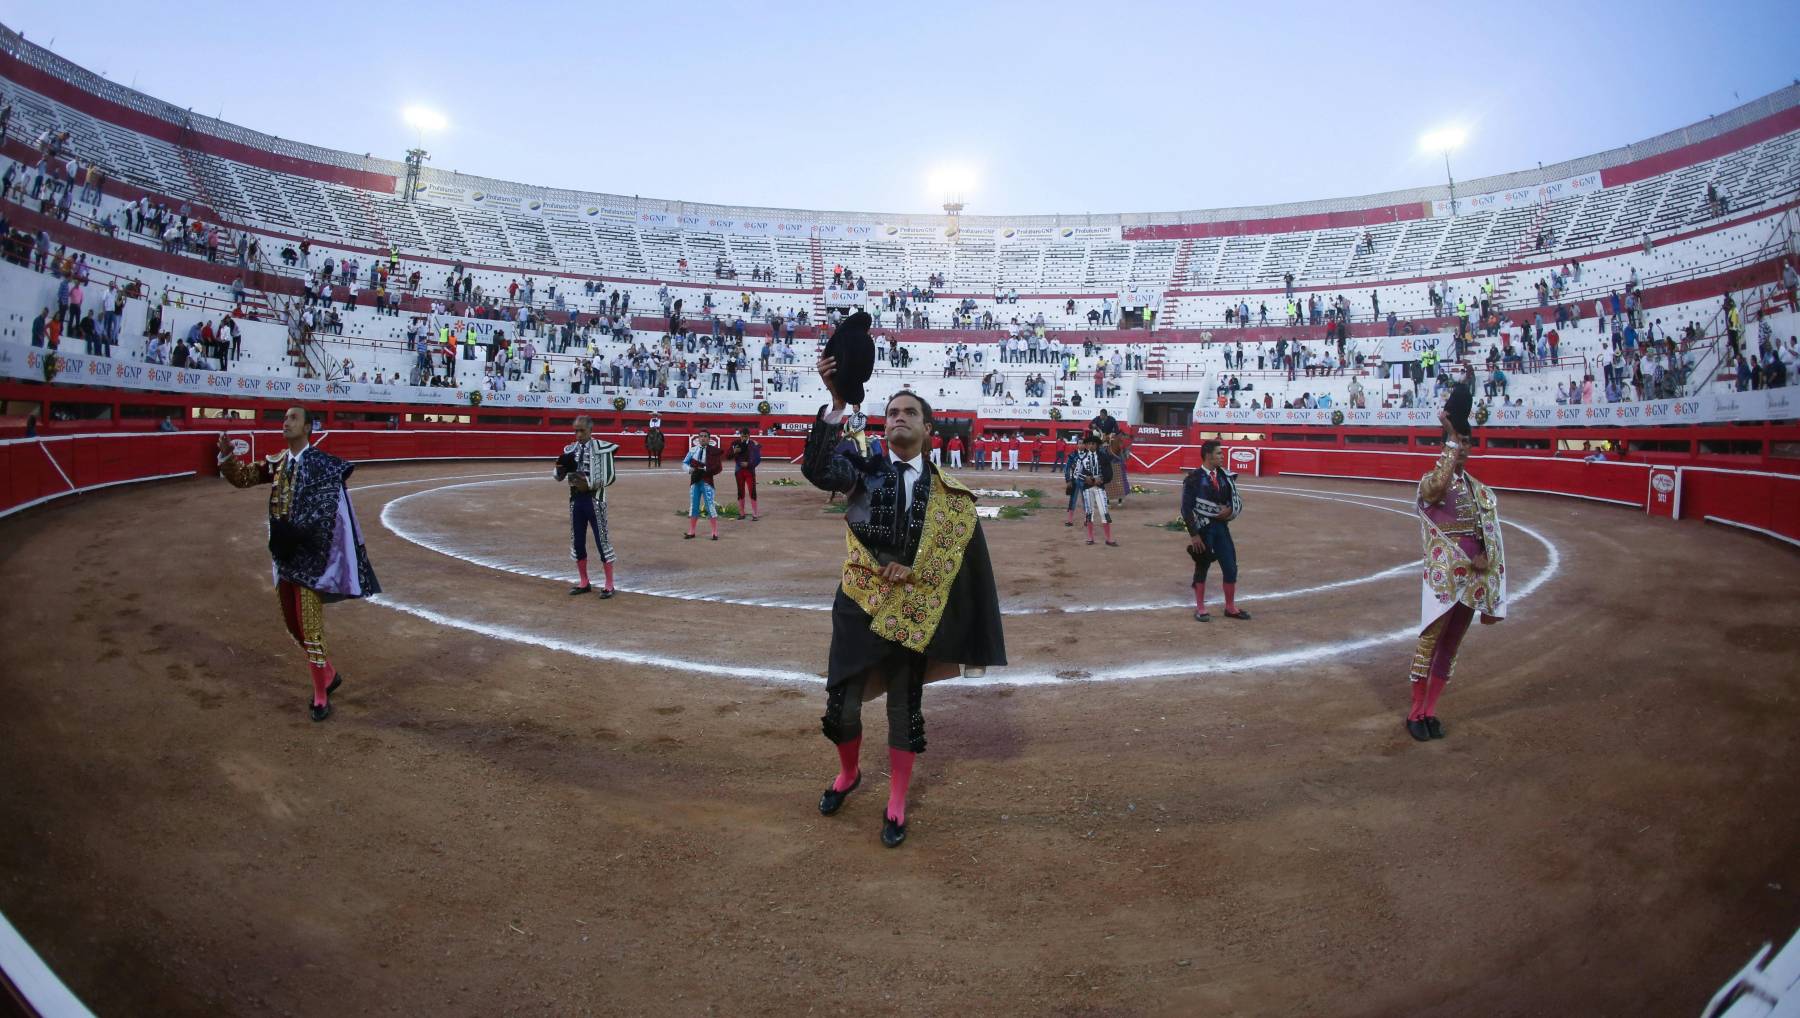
[1,458,1797,1017]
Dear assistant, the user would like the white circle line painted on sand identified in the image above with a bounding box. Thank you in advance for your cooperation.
[367,593,825,685]
[378,477,1424,614]
[354,470,543,492]
[368,513,1557,688]
[365,471,1563,685]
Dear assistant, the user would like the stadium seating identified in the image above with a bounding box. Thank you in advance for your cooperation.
[1,21,1795,424]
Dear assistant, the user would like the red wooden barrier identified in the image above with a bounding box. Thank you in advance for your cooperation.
[3,430,1795,549]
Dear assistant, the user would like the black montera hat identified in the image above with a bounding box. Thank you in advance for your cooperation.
[824,311,874,406]
[1444,380,1474,438]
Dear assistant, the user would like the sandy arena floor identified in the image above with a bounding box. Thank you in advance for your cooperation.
[1,459,1797,1016]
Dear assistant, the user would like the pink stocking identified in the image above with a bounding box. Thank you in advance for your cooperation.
[308,661,331,707]
[834,736,861,792]
[1408,678,1429,721]
[886,748,916,824]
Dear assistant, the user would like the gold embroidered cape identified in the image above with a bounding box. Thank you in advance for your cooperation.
[1417,471,1508,629]
[840,470,978,652]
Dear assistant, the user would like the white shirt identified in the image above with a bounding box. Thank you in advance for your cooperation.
[889,449,925,516]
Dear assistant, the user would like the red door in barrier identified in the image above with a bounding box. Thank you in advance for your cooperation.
[1647,466,1680,518]
[1227,446,1261,477]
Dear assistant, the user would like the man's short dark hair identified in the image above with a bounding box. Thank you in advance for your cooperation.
[291,405,313,427]
[887,390,933,428]
[1201,439,1222,458]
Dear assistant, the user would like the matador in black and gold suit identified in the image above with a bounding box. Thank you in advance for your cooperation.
[801,400,1005,847]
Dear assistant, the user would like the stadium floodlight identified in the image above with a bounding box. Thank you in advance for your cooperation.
[402,106,449,133]
[1418,126,1468,154]
[926,163,979,206]
[1420,127,1470,216]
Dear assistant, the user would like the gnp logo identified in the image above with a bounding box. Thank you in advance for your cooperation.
[1644,402,1672,417]
[207,373,232,388]
[844,225,873,236]
[177,371,202,386]
[117,364,144,381]
[1524,408,1551,420]
[1651,473,1676,495]
[237,377,260,391]
[264,379,293,393]
[149,368,174,384]
[1376,410,1402,421]
[742,221,769,231]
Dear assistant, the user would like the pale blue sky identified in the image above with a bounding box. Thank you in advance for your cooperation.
[6,0,1796,216]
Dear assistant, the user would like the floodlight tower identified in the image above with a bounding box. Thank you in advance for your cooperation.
[1420,126,1469,216]
[401,107,448,202]
[403,148,429,202]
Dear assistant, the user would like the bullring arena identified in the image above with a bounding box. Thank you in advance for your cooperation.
[1,16,1799,1018]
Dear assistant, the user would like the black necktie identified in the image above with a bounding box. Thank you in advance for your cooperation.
[896,461,914,515]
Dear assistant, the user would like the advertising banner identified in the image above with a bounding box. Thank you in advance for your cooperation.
[814,223,877,240]
[1374,332,1452,362]
[1430,171,1603,218]
[1192,388,1799,428]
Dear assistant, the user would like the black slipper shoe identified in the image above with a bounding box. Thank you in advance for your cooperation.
[819,772,861,816]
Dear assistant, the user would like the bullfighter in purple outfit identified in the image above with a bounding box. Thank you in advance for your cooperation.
[217,405,380,722]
